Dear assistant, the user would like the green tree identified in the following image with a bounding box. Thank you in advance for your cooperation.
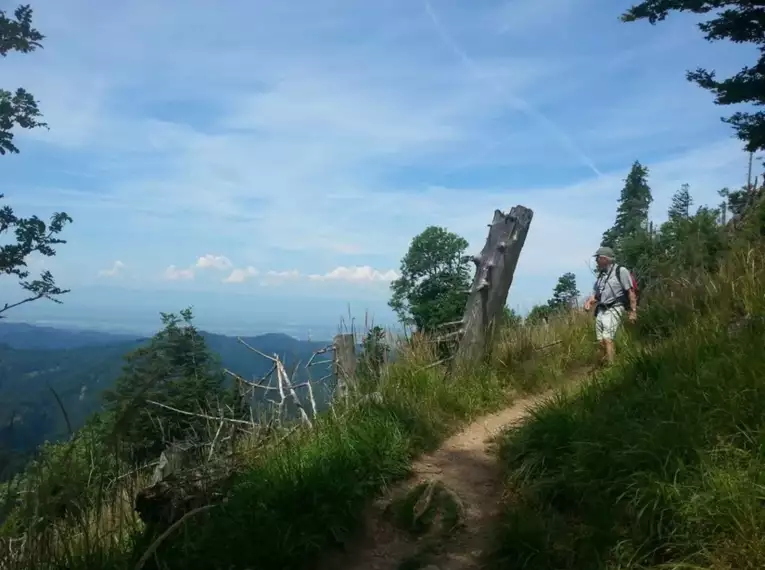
[389,226,471,332]
[526,303,553,325]
[719,186,749,220]
[548,272,580,310]
[103,308,225,463]
[623,1,765,151]
[601,160,653,249]
[501,306,522,328]
[0,5,71,316]
[668,183,693,221]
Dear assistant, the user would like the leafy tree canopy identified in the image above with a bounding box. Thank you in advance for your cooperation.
[1,4,46,155]
[0,5,70,317]
[623,0,765,151]
[389,226,471,332]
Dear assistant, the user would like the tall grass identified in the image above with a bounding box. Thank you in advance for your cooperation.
[488,247,765,570]
[1,312,592,570]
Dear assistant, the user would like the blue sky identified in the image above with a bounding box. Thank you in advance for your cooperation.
[1,0,759,338]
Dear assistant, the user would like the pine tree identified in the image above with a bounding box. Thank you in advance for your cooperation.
[668,183,693,220]
[601,160,653,249]
[548,272,580,310]
[103,308,225,463]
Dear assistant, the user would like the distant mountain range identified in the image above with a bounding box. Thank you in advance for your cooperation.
[0,321,334,477]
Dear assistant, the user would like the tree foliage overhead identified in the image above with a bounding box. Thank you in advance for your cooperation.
[1,4,46,155]
[389,226,471,332]
[0,4,70,316]
[622,0,765,151]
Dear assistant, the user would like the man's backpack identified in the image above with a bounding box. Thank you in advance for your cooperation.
[616,265,639,307]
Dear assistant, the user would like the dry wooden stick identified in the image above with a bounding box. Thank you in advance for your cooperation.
[276,357,312,427]
[145,400,253,427]
[417,355,455,372]
[223,369,280,391]
[305,379,317,418]
[134,504,218,570]
[306,344,334,368]
[208,418,225,461]
[236,337,278,362]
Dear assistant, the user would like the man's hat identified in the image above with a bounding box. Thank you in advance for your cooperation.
[594,246,615,259]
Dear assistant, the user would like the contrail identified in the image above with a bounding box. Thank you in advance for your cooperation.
[423,0,603,178]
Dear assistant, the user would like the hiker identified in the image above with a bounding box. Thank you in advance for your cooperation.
[583,246,637,365]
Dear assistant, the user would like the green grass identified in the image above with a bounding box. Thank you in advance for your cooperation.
[487,248,765,570]
[1,313,592,570]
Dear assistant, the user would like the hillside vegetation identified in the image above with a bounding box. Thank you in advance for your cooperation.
[2,1,765,570]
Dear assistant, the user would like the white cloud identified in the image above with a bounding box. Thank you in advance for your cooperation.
[309,266,400,282]
[97,260,126,278]
[195,254,233,271]
[223,266,258,283]
[163,265,194,281]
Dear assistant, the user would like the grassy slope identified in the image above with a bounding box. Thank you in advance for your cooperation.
[488,248,765,569]
[2,313,594,570]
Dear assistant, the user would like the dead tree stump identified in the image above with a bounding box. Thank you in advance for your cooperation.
[457,205,533,364]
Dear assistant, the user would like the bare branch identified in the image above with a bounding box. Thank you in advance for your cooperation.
[223,369,280,391]
[145,400,254,427]
[134,505,218,570]
[236,337,278,362]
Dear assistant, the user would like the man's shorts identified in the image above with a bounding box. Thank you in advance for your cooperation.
[595,305,625,341]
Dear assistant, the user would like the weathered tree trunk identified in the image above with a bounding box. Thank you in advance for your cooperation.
[457,205,534,363]
[333,333,357,401]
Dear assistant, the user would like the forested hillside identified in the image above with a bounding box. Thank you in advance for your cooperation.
[0,323,331,478]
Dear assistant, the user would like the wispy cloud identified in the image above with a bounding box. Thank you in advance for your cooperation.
[97,260,125,278]
[3,0,757,328]
[223,266,258,284]
[309,266,399,282]
[163,265,194,281]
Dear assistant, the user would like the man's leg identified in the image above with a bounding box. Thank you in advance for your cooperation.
[600,308,623,365]
[595,312,609,365]
[603,338,616,364]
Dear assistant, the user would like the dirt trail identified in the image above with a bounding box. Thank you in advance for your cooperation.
[321,389,563,570]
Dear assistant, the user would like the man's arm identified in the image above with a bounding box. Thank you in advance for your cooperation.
[627,288,637,314]
[617,267,637,319]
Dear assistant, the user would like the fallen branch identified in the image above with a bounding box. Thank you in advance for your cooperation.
[223,369,280,391]
[236,337,278,362]
[134,504,218,570]
[535,340,563,351]
[145,400,253,427]
[276,357,312,427]
[417,355,455,372]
